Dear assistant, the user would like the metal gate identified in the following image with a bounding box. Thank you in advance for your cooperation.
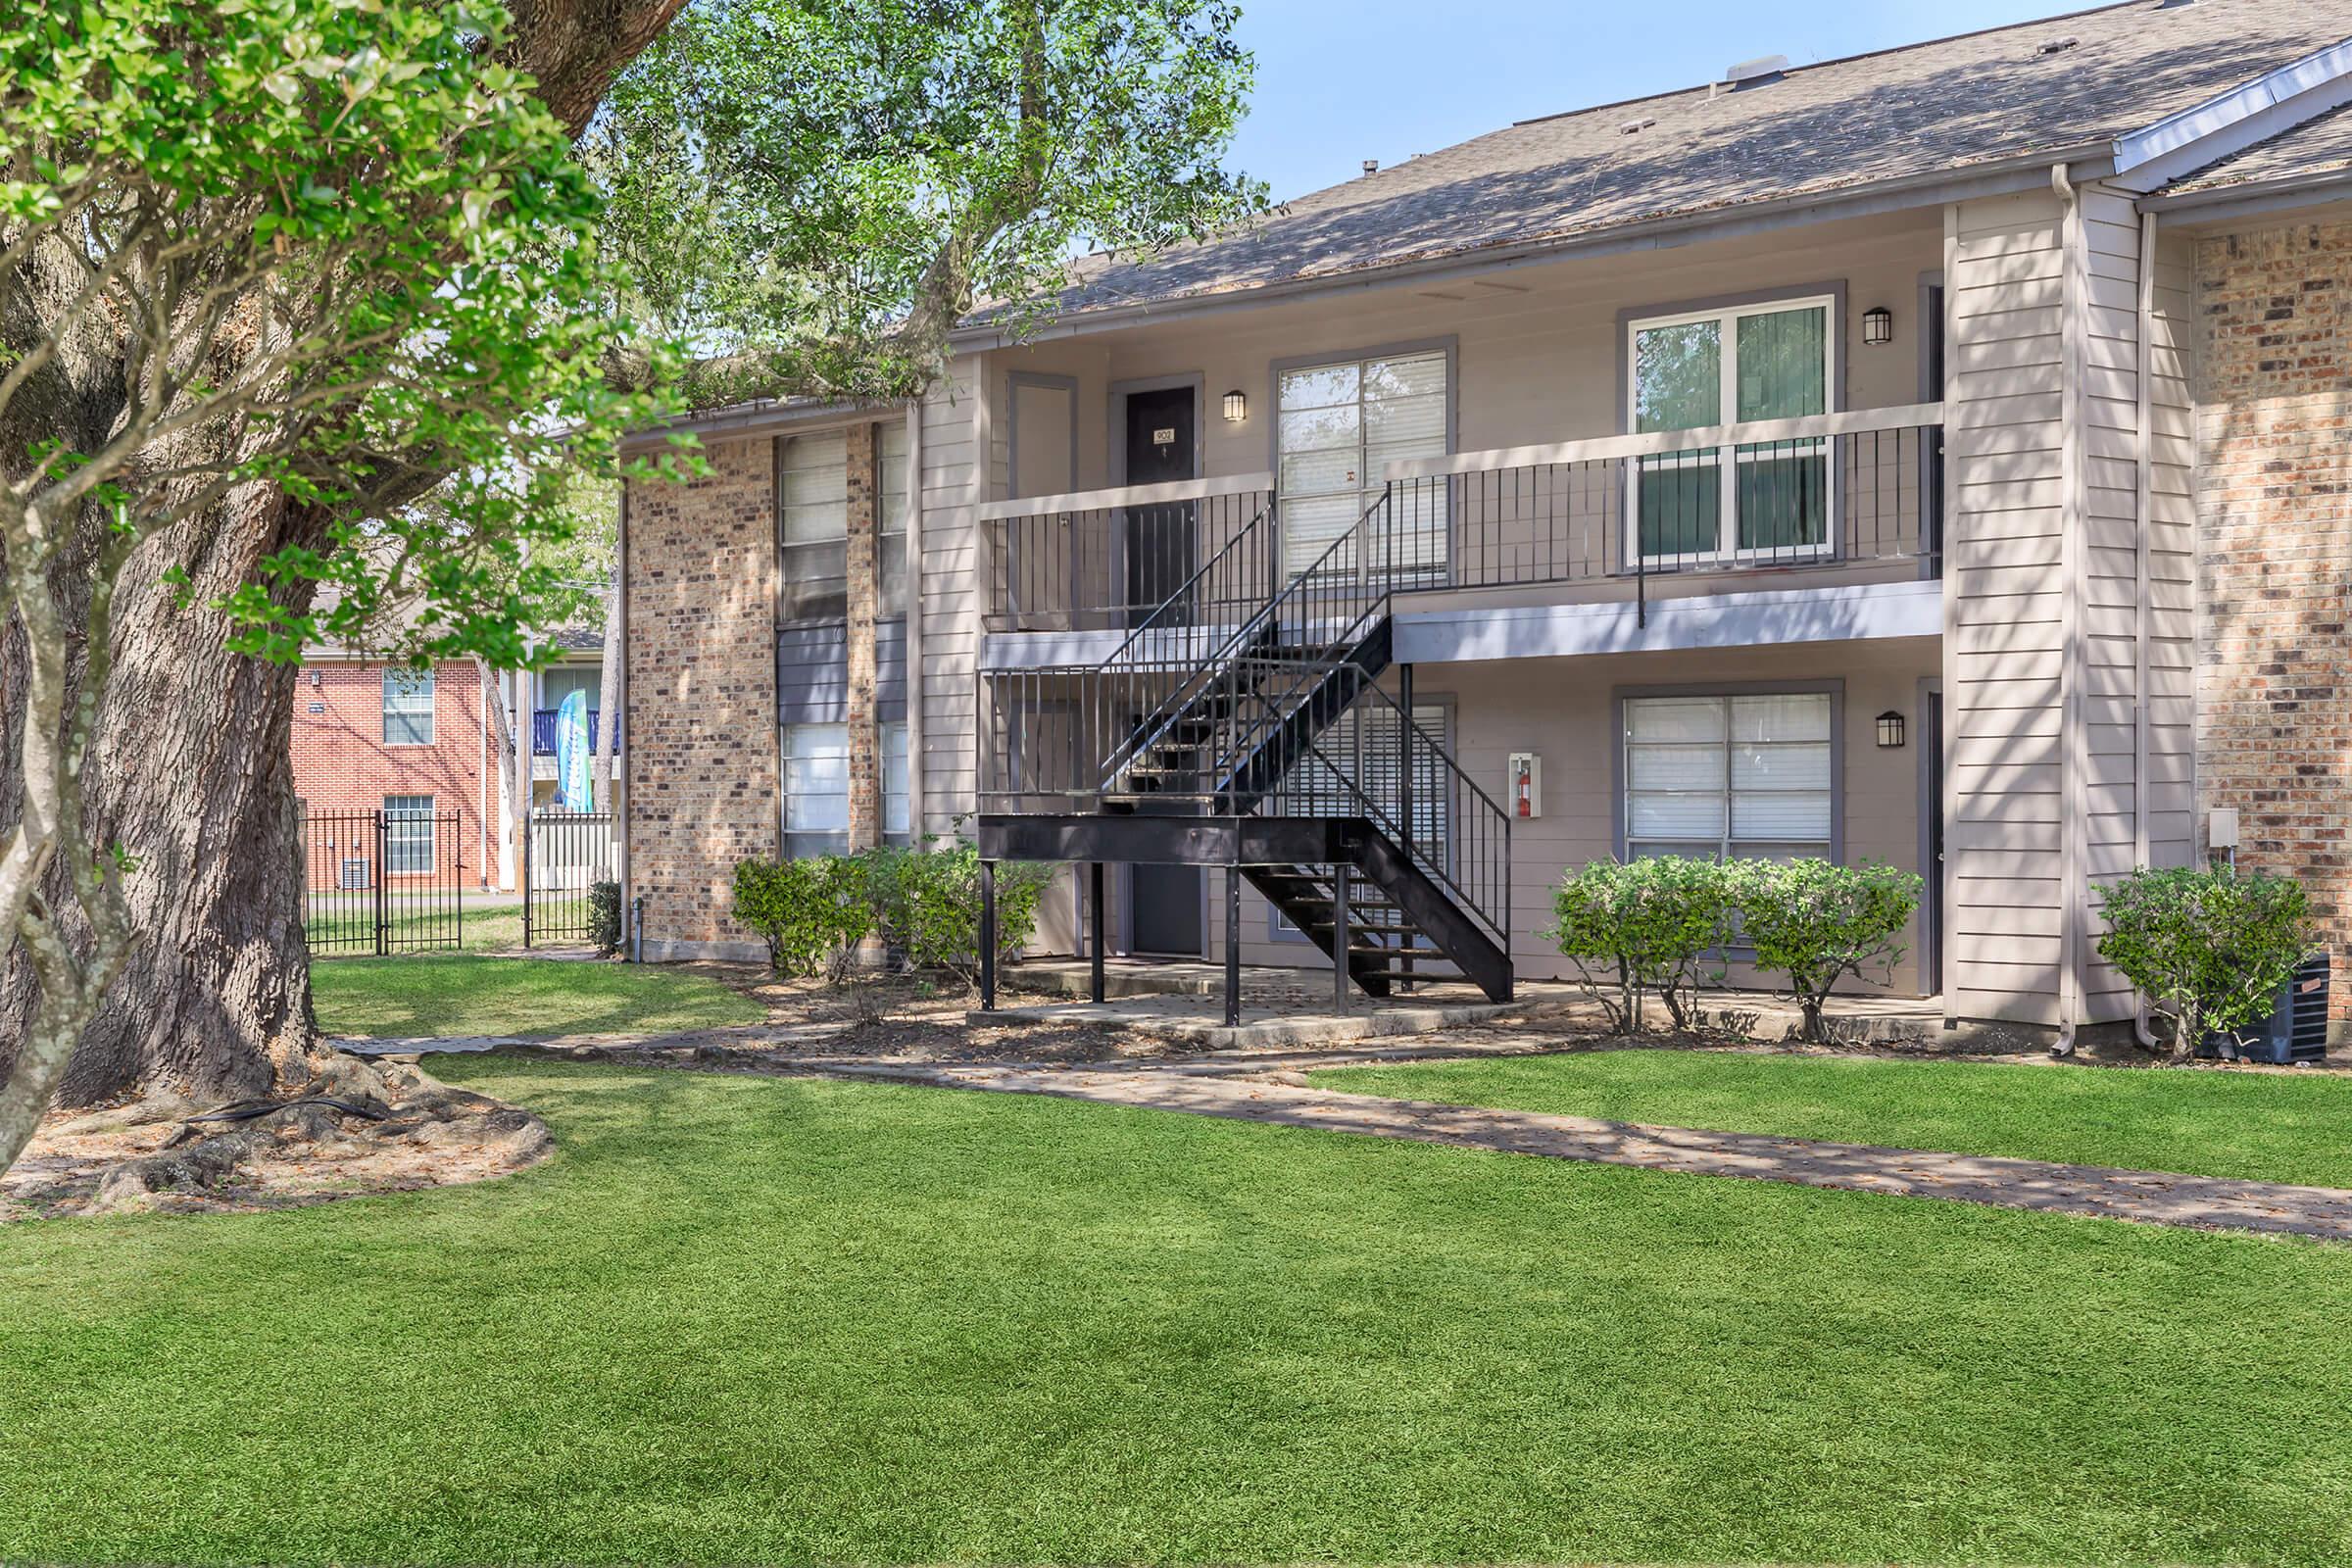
[525,808,613,947]
[300,804,465,956]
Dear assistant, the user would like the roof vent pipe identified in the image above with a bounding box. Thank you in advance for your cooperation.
[1361,159,1379,176]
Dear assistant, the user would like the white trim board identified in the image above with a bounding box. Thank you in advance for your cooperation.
[1392,579,1941,663]
[982,579,1941,668]
[2113,36,2352,195]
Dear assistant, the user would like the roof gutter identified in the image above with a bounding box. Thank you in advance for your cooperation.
[950,142,2114,352]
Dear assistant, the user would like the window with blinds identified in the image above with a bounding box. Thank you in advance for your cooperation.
[880,420,910,618]
[1275,701,1452,936]
[780,431,850,622]
[382,667,434,746]
[783,720,909,857]
[383,794,435,874]
[1624,693,1832,860]
[1277,349,1448,580]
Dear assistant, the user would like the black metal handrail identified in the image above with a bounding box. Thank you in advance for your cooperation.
[1246,681,1510,949]
[1103,487,1397,796]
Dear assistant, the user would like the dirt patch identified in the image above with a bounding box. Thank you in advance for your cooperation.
[568,968,1225,1067]
[4,1054,551,1221]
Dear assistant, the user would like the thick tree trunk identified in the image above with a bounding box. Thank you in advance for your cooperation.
[0,489,322,1107]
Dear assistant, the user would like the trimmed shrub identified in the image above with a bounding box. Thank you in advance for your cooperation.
[871,838,1054,990]
[730,856,874,981]
[587,880,623,956]
[2095,864,2313,1061]
[1547,857,1738,1033]
[1730,858,1922,1044]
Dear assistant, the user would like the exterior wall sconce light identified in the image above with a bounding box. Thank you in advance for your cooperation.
[1222,389,1248,422]
[1863,306,1894,346]
[1876,710,1907,749]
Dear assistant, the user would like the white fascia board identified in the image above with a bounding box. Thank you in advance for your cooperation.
[983,580,1945,669]
[1391,579,1942,664]
[2111,36,2352,195]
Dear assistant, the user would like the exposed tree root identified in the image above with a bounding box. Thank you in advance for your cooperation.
[6,1050,550,1219]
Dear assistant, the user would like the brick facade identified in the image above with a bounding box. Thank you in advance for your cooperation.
[844,421,882,853]
[625,434,781,958]
[291,658,498,888]
[2194,219,2352,1020]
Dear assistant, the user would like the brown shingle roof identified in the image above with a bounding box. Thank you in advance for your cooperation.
[988,0,2352,324]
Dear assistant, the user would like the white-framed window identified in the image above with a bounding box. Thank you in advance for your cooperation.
[382,667,434,746]
[780,430,850,622]
[384,794,435,874]
[1627,296,1835,564]
[883,720,910,839]
[783,722,850,857]
[880,420,910,618]
[1624,692,1833,860]
[782,424,909,622]
[1277,348,1449,579]
[783,720,911,857]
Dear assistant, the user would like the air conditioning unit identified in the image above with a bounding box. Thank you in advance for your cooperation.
[2201,955,2330,1065]
[339,857,371,891]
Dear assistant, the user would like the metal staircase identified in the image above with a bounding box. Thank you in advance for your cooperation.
[978,486,1512,1018]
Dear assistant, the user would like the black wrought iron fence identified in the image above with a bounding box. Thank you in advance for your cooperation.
[299,805,465,956]
[525,808,614,947]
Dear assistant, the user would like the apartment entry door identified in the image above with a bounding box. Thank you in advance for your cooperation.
[1121,385,1199,622]
[1119,382,1205,957]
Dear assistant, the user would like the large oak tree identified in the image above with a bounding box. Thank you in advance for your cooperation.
[0,0,1257,1172]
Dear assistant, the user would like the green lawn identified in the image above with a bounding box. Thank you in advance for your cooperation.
[1314,1049,2352,1189]
[307,903,529,955]
[4,1057,2351,1565]
[312,954,761,1039]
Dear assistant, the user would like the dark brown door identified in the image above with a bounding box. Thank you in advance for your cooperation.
[1122,385,1199,618]
[1121,384,1204,956]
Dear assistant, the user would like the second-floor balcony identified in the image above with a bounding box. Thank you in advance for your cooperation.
[532,709,614,756]
[980,404,1942,637]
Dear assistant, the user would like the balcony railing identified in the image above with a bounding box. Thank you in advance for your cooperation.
[532,709,613,756]
[980,406,1942,632]
[1382,402,1943,612]
[979,472,1278,634]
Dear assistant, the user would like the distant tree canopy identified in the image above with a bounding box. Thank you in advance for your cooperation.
[589,0,1262,409]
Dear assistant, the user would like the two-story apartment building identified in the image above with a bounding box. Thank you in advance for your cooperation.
[618,0,2352,1045]
[293,628,617,893]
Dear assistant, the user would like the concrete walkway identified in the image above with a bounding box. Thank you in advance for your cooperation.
[832,1056,2352,1243]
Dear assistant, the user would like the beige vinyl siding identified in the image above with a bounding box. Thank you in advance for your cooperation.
[1945,189,2067,1026]
[918,357,982,832]
[2078,186,2143,1021]
[1197,640,1939,993]
[2145,227,2199,876]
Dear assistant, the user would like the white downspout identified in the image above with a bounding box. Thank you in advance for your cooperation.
[2051,162,2082,1058]
[2132,210,2163,1053]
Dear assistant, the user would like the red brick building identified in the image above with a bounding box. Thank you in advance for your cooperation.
[292,655,502,889]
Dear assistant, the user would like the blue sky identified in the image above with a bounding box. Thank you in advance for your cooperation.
[1228,0,2085,201]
